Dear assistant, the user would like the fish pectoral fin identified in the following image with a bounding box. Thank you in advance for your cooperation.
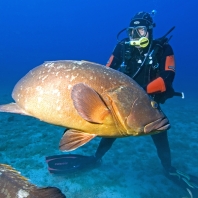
[0,103,30,115]
[71,83,110,124]
[59,129,97,152]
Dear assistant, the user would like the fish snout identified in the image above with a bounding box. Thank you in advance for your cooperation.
[144,117,170,134]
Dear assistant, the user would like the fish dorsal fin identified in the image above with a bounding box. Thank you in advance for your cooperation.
[59,129,96,151]
[0,164,29,182]
[71,83,110,124]
[32,187,66,198]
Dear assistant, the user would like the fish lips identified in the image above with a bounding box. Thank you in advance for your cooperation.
[144,118,170,133]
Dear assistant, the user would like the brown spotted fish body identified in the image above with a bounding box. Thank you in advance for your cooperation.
[0,60,170,151]
[0,164,66,198]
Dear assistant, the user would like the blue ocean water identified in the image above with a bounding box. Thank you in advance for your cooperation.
[0,0,198,197]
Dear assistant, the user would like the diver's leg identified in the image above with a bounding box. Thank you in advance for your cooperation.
[151,130,171,171]
[95,138,116,160]
[151,131,198,196]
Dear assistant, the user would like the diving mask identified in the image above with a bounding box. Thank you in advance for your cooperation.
[128,26,148,38]
[126,26,149,48]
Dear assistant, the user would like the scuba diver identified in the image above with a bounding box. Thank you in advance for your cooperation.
[46,11,198,197]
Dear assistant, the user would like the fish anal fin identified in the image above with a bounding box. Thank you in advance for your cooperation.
[71,83,110,124]
[59,129,96,152]
[0,103,29,116]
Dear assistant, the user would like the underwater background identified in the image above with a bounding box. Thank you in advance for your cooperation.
[0,0,197,197]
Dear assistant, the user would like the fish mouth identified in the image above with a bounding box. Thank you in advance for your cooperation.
[144,118,170,133]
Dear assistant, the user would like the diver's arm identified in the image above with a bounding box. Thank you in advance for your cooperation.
[106,42,124,69]
[106,55,122,69]
[146,70,175,94]
[145,45,175,94]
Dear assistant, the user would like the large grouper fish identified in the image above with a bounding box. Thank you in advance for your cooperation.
[0,60,170,151]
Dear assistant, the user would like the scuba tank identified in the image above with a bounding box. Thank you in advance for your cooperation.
[148,26,175,62]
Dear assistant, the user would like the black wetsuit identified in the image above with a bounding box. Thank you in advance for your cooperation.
[95,38,175,172]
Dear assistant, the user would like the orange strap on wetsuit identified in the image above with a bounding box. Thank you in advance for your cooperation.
[106,55,114,67]
[147,55,175,94]
[165,55,175,72]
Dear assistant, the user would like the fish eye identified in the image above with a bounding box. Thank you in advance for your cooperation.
[151,101,158,108]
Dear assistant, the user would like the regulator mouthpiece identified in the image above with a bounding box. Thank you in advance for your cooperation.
[126,37,149,48]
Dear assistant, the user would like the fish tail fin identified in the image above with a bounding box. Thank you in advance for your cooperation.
[32,187,66,198]
[0,103,29,115]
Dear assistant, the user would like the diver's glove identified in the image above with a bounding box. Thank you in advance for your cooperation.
[165,167,198,197]
[154,86,175,104]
